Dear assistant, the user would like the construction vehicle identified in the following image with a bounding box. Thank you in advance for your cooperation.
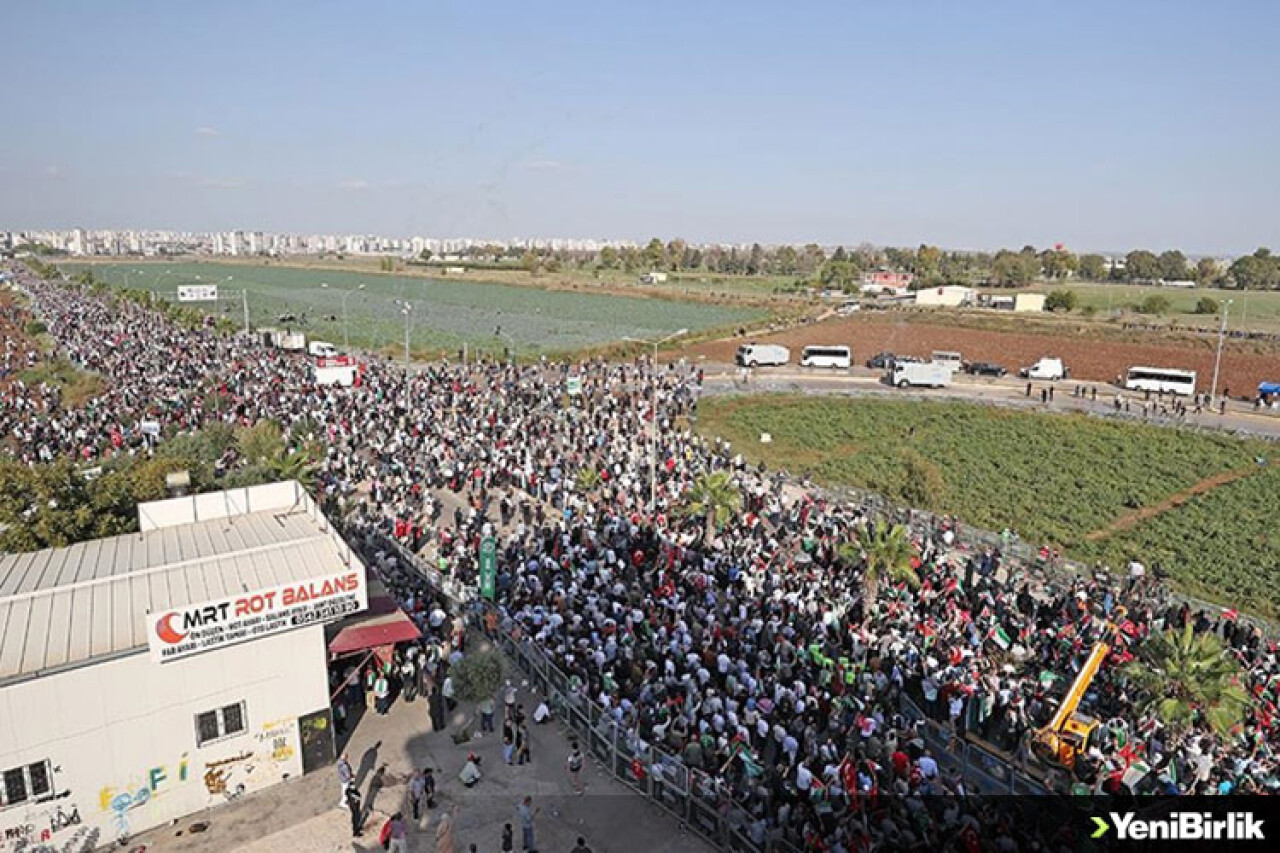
[1032,606,1127,770]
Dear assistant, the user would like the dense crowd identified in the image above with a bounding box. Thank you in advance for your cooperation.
[4,263,1279,851]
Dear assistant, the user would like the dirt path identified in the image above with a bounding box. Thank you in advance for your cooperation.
[1085,466,1259,542]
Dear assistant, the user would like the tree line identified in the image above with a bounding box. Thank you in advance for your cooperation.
[421,241,1280,291]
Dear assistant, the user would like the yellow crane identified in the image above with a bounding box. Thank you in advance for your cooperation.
[1032,606,1127,770]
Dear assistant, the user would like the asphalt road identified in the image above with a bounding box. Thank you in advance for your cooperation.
[697,362,1280,441]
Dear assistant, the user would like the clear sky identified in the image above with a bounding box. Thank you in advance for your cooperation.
[3,0,1277,254]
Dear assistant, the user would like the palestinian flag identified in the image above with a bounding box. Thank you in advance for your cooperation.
[990,625,1012,650]
[730,740,764,777]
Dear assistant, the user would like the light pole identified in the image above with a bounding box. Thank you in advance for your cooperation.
[1209,299,1233,403]
[395,300,413,366]
[622,328,688,517]
[322,282,365,350]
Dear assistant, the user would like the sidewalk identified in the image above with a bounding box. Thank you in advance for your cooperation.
[131,676,710,853]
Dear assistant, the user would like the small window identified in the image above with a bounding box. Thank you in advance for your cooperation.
[2,767,26,806]
[195,702,248,747]
[27,762,50,799]
[222,703,245,737]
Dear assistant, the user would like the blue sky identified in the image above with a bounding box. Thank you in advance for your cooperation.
[2,0,1277,253]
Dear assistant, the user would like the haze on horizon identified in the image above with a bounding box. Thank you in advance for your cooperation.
[3,0,1278,256]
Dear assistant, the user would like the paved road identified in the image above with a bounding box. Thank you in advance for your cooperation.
[698,362,1280,440]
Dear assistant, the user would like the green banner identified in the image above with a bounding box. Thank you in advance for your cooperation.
[479,535,497,600]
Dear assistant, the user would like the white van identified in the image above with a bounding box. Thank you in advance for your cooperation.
[893,362,952,388]
[1020,357,1068,380]
[801,345,852,369]
[735,343,790,367]
[931,351,963,369]
[308,340,339,358]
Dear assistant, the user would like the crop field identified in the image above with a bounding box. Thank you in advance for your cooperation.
[697,394,1279,617]
[1028,282,1280,329]
[59,262,764,357]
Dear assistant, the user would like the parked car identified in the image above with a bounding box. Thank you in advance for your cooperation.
[964,361,1008,377]
[866,352,897,369]
[1019,357,1068,380]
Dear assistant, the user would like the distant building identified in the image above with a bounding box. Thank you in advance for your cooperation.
[1160,280,1197,289]
[914,285,975,308]
[640,271,668,284]
[862,271,914,294]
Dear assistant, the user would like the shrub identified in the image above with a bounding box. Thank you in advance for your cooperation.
[25,320,47,336]
[1044,289,1077,312]
[1136,294,1172,315]
[1194,296,1220,315]
[450,648,506,705]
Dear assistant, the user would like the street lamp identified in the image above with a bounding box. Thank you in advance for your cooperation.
[395,300,413,366]
[1210,299,1234,403]
[321,281,365,350]
[622,328,689,517]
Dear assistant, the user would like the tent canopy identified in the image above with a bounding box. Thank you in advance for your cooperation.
[328,592,420,656]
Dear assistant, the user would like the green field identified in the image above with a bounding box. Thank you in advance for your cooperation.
[1027,282,1280,329]
[59,262,764,357]
[698,395,1279,617]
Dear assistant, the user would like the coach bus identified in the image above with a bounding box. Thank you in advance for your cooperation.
[1124,366,1197,396]
[800,345,852,369]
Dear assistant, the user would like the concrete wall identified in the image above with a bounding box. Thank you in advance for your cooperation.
[137,481,313,532]
[0,625,328,852]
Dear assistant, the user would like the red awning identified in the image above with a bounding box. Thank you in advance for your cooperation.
[328,596,421,656]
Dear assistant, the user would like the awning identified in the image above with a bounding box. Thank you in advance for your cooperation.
[327,594,421,656]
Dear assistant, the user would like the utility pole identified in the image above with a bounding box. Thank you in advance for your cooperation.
[401,301,412,366]
[622,328,688,517]
[1209,298,1233,402]
[241,289,250,335]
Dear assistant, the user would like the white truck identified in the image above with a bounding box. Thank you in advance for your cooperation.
[308,340,340,358]
[735,343,790,367]
[892,361,952,389]
[1020,357,1068,380]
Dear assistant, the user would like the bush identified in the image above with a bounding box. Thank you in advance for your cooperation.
[1194,296,1220,315]
[1044,289,1077,312]
[1136,294,1172,315]
[25,320,47,336]
[450,648,506,705]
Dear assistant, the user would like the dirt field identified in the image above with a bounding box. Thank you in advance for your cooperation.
[690,314,1280,396]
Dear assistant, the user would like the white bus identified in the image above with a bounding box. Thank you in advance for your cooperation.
[800,345,852,369]
[1124,366,1196,395]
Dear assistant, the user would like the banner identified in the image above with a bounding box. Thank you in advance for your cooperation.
[148,568,368,663]
[177,284,219,302]
[479,536,497,600]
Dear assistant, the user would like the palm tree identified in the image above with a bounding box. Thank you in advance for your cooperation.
[1121,623,1250,735]
[683,470,742,545]
[846,520,918,609]
[574,467,602,494]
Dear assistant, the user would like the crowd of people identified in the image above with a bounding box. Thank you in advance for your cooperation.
[4,263,1279,851]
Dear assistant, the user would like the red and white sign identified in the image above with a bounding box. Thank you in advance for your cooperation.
[148,568,368,662]
[314,358,362,387]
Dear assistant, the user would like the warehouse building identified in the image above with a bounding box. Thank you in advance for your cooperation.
[0,482,367,851]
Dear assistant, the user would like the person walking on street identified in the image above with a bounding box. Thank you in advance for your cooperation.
[387,812,408,853]
[567,741,585,795]
[517,796,539,852]
[345,783,364,838]
[336,753,353,807]
[479,694,495,734]
[375,669,392,715]
[409,768,427,820]
[571,838,594,853]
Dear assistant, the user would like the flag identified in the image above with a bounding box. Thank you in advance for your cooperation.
[991,626,1012,650]
[1222,608,1239,622]
[730,739,764,777]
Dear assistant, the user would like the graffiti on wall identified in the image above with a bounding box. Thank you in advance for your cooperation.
[0,802,88,853]
[200,718,298,804]
[255,718,296,764]
[96,755,189,843]
[7,826,98,853]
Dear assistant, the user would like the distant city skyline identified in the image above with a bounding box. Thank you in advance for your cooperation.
[2,1,1278,255]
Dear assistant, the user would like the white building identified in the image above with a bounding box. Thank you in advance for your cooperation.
[913,285,975,308]
[0,482,367,852]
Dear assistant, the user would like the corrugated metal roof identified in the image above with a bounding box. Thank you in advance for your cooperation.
[0,508,358,685]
